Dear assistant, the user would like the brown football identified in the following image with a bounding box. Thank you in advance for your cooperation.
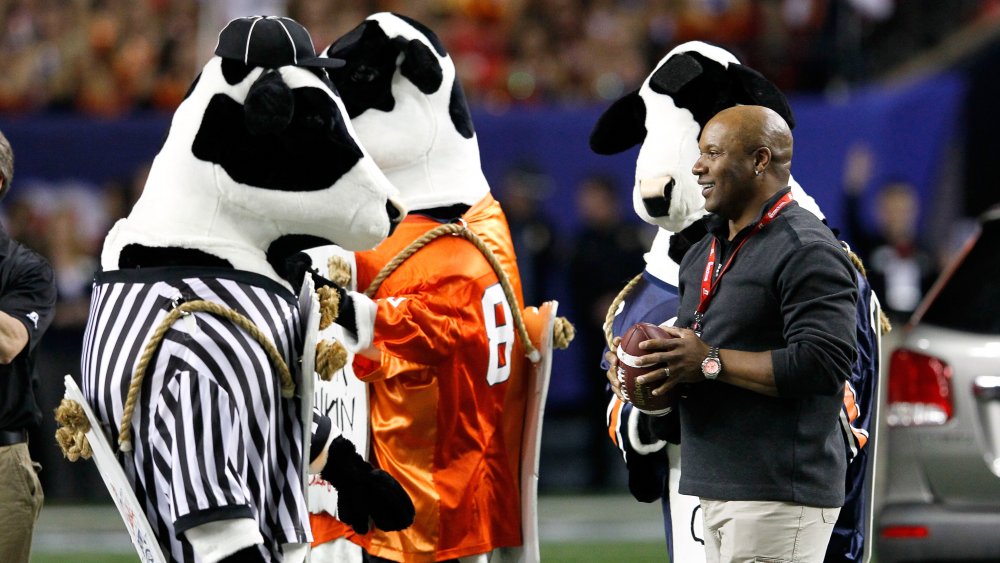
[616,322,676,413]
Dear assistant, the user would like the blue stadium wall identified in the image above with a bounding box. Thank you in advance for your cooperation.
[0,71,966,408]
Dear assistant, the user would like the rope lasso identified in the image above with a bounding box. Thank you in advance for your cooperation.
[365,222,541,362]
[551,315,575,350]
[844,246,892,335]
[117,299,293,452]
[54,398,93,461]
[603,273,644,350]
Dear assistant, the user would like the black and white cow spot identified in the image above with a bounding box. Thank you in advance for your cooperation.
[221,58,255,86]
[449,78,475,139]
[325,21,400,118]
[396,14,446,56]
[191,70,364,191]
[647,51,795,130]
[591,48,795,155]
[326,14,473,139]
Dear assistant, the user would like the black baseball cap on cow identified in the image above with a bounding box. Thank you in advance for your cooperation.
[215,15,345,70]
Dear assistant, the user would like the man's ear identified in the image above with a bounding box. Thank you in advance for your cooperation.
[590,90,647,155]
[727,63,796,129]
[753,147,773,171]
[398,38,443,94]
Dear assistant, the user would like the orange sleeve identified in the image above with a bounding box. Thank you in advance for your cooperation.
[370,295,463,366]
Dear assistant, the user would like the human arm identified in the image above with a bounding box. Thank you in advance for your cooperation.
[636,240,858,399]
[0,311,28,364]
[635,327,781,397]
[0,249,56,363]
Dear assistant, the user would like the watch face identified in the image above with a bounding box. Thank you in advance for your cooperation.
[703,358,721,375]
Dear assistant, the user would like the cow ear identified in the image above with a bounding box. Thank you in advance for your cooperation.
[590,90,647,155]
[727,63,796,129]
[244,70,295,136]
[648,53,704,96]
[399,38,443,94]
[325,20,368,57]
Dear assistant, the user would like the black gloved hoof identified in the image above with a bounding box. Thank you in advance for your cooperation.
[366,468,416,531]
[336,485,371,535]
[219,545,267,563]
[322,437,415,533]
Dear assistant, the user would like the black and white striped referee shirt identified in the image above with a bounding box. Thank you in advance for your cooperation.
[82,267,311,562]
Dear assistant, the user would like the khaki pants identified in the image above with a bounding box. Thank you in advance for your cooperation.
[0,443,44,563]
[701,499,839,563]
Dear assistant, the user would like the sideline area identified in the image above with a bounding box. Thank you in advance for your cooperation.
[32,494,665,557]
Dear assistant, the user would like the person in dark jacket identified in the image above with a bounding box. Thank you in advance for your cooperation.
[0,128,58,563]
[608,105,858,562]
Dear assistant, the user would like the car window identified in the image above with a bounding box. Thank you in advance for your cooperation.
[920,218,1000,334]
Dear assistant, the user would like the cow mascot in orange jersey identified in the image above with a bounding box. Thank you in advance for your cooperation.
[304,12,568,563]
[68,15,417,563]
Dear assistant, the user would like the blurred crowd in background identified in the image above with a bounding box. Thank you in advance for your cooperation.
[0,0,995,496]
[1,0,994,115]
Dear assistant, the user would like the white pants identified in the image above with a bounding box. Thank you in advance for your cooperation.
[309,538,362,562]
[668,443,707,562]
[700,499,840,563]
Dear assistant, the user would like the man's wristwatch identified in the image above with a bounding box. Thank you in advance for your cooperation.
[701,346,722,380]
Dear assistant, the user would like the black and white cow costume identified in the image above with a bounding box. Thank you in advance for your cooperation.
[591,41,826,562]
[594,41,883,563]
[302,12,560,563]
[82,16,412,563]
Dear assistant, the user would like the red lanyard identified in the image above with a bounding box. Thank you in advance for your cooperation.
[692,192,794,335]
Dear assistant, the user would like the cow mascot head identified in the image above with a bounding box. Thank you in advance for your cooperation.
[321,12,487,211]
[590,41,823,269]
[102,15,406,285]
[80,16,414,563]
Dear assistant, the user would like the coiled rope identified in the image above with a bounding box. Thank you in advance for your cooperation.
[603,273,644,349]
[844,246,893,335]
[116,300,294,452]
[550,315,575,351]
[365,223,553,360]
[54,398,92,461]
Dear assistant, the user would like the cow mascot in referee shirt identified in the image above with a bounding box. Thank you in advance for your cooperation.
[591,41,883,563]
[80,16,415,563]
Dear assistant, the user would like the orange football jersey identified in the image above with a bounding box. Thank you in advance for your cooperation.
[312,193,530,562]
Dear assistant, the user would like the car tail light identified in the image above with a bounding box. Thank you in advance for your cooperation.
[887,349,953,426]
[881,525,930,539]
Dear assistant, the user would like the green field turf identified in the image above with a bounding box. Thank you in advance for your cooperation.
[30,541,669,563]
[542,540,667,562]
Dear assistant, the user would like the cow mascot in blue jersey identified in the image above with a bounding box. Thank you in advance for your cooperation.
[74,16,415,563]
[591,41,885,563]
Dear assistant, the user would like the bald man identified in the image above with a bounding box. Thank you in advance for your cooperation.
[610,106,858,562]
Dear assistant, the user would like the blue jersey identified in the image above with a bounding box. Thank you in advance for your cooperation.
[827,270,883,563]
[603,271,680,559]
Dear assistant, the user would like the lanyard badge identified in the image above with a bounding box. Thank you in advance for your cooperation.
[691,192,793,336]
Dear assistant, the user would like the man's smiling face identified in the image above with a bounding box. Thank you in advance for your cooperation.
[691,114,755,221]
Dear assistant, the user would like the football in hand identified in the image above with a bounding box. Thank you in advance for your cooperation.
[616,322,676,414]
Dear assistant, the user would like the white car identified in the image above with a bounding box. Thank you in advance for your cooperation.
[877,205,1000,562]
